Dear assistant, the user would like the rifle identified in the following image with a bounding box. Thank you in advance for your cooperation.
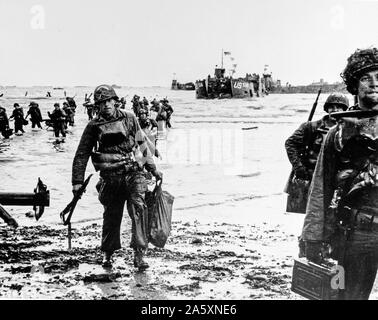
[60,174,93,249]
[308,89,322,122]
[285,89,322,213]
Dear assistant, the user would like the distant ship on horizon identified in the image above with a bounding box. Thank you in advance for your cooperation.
[171,77,195,91]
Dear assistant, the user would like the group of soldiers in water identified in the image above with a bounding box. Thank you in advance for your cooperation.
[0,94,174,144]
[0,97,78,142]
[83,93,174,133]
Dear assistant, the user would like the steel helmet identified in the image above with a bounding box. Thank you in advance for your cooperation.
[94,84,119,105]
[323,93,349,111]
[341,47,378,95]
[138,108,148,115]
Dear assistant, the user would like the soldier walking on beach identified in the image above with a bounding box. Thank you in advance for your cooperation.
[48,103,67,141]
[72,84,162,269]
[301,47,378,299]
[285,93,349,256]
[25,102,43,129]
[9,103,26,135]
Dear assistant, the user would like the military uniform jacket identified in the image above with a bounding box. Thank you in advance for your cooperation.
[72,109,156,185]
[285,116,335,173]
[302,109,378,242]
[10,108,24,120]
[26,106,42,121]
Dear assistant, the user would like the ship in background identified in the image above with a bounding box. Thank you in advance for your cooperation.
[171,74,195,91]
[195,50,273,99]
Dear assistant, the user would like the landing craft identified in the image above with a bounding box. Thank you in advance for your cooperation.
[171,79,195,91]
[195,68,269,99]
[195,50,272,99]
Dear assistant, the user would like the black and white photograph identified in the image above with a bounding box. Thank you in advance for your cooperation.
[0,0,378,305]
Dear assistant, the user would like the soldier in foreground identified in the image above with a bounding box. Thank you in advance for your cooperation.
[72,85,162,269]
[302,47,378,299]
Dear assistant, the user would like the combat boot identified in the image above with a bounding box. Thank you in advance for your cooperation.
[133,248,149,270]
[102,251,113,268]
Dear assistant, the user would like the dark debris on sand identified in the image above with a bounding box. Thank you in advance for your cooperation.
[0,220,298,299]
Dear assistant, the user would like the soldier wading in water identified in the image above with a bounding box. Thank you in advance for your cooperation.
[72,85,162,269]
[301,47,378,299]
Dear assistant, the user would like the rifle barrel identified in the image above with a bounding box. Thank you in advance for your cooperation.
[307,89,322,122]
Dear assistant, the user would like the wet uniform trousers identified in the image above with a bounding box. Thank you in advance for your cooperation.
[0,114,9,137]
[27,107,43,129]
[14,120,24,133]
[54,121,66,138]
[339,218,378,300]
[96,170,148,252]
[31,118,42,129]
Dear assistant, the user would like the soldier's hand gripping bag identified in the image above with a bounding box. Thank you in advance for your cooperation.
[146,179,174,248]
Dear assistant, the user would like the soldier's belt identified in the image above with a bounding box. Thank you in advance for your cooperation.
[352,210,378,231]
[99,161,141,177]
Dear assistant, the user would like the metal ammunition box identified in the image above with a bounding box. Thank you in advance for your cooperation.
[291,258,340,300]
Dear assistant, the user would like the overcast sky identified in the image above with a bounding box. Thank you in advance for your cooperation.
[0,0,377,87]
